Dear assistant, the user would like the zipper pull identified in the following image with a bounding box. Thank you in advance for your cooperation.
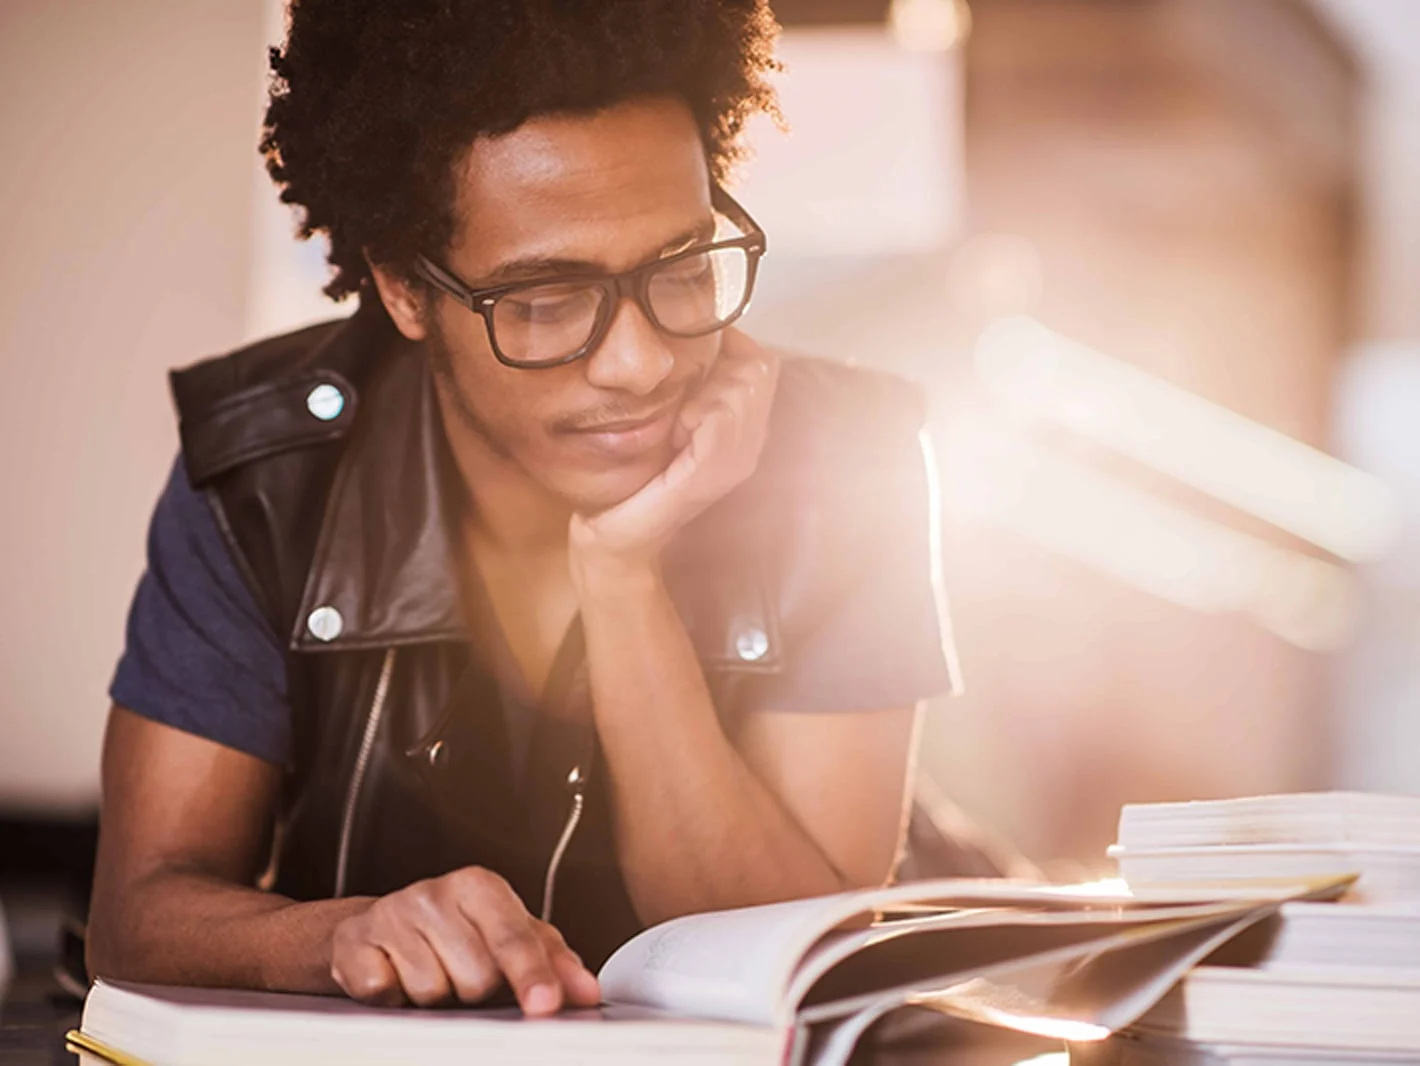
[541,764,587,924]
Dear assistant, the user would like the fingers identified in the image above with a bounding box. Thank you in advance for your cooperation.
[409,882,502,1004]
[681,331,777,443]
[537,922,601,1008]
[450,869,565,1016]
[719,327,780,400]
[329,867,598,1016]
[685,332,776,419]
[331,941,405,1007]
[333,896,454,1008]
[566,329,780,554]
[379,920,454,1007]
[719,325,774,369]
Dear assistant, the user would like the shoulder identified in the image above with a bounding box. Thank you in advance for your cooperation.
[161,301,402,636]
[681,353,936,632]
[169,316,350,416]
[170,301,397,486]
[753,356,930,506]
[768,356,927,461]
[685,356,952,700]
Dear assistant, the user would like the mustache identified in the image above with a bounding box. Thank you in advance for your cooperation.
[552,371,706,434]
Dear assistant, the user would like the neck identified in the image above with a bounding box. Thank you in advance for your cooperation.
[437,398,571,556]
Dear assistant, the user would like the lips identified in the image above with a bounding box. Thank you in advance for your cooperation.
[562,403,680,461]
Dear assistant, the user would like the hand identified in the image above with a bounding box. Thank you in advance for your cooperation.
[569,328,779,576]
[329,867,600,1013]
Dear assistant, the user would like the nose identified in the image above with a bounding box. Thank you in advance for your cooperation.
[582,297,675,397]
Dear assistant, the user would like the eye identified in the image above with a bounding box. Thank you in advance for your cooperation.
[502,284,601,325]
[656,251,715,286]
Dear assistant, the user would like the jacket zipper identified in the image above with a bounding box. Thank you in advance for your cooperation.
[334,647,397,898]
[540,764,586,923]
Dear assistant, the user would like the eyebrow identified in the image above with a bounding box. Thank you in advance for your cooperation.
[479,219,718,286]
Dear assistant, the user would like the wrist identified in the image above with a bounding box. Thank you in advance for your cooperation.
[569,546,665,603]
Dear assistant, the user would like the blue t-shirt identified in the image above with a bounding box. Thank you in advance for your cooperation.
[111,455,955,766]
[111,459,292,763]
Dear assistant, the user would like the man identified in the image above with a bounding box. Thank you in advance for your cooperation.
[87,0,957,1017]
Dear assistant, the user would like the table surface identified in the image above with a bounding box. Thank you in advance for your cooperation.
[0,971,80,1066]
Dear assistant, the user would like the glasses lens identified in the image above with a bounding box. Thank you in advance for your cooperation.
[490,281,607,366]
[646,246,751,336]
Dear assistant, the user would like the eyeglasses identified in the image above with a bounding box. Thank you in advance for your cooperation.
[413,188,766,369]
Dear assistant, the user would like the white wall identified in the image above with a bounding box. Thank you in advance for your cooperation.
[1310,1,1420,794]
[1315,0,1420,343]
[0,1,267,809]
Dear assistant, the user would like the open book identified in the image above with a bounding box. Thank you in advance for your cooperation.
[69,876,1349,1066]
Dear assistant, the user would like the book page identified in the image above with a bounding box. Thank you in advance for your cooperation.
[784,899,1259,1008]
[598,877,1342,1028]
[794,907,1273,1031]
[599,894,876,1025]
[597,880,1062,1024]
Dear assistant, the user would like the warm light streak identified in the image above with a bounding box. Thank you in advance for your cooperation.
[975,316,1402,563]
[1047,878,1133,897]
[920,429,966,695]
[911,983,1111,1042]
[934,422,1361,651]
[1002,450,1359,651]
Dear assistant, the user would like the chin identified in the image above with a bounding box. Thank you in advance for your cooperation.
[554,456,666,515]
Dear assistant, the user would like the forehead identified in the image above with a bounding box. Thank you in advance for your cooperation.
[449,96,713,273]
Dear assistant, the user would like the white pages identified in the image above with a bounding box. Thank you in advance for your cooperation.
[76,981,780,1066]
[77,876,1344,1066]
[1110,793,1420,902]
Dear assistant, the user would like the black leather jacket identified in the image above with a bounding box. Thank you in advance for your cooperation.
[169,299,942,966]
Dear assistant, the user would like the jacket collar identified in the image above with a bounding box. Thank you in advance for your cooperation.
[291,328,468,651]
[289,305,781,674]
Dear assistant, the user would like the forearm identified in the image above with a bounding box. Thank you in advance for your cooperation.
[87,869,371,993]
[576,561,847,925]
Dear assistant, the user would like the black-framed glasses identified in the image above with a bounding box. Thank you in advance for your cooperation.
[414,188,767,369]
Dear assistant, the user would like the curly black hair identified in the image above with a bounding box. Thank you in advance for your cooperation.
[261,0,782,300]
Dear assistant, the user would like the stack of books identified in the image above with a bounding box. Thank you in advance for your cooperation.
[1091,792,1420,1065]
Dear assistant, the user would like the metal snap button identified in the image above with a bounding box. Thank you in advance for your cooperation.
[306,383,345,422]
[735,626,769,662]
[306,605,344,642]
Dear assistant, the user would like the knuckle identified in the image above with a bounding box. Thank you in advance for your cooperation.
[534,921,569,950]
[405,982,448,1008]
[451,865,497,895]
[453,964,501,1002]
[405,883,443,917]
[346,968,395,1003]
[333,915,376,954]
[396,962,452,1007]
[367,894,399,923]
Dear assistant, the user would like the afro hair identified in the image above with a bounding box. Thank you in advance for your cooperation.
[261,0,782,299]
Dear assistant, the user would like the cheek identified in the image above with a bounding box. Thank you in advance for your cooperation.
[433,308,558,441]
[680,334,722,385]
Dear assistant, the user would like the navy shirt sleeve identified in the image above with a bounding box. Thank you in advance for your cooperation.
[110,457,292,765]
[754,429,960,713]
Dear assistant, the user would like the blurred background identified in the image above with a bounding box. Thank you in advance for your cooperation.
[2,0,1419,982]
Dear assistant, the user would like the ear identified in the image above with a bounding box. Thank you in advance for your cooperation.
[367,258,431,342]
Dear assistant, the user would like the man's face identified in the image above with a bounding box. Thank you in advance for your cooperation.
[423,95,722,514]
